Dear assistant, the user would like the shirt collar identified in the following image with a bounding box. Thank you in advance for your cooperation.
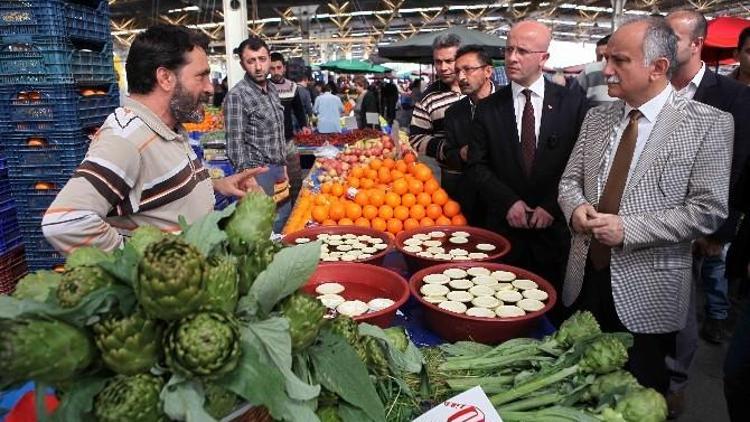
[689,61,706,91]
[511,75,545,100]
[625,83,673,123]
[245,73,270,94]
[122,97,181,141]
[469,81,496,107]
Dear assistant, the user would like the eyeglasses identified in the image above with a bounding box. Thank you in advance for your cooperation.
[456,65,488,75]
[505,46,547,57]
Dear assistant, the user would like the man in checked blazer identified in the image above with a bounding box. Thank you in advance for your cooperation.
[558,17,733,395]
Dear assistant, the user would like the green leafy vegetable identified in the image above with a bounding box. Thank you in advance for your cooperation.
[12,271,61,303]
[161,376,216,422]
[179,202,236,256]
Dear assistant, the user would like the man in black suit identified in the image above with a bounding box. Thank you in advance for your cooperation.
[665,10,750,417]
[468,20,587,307]
[443,45,496,227]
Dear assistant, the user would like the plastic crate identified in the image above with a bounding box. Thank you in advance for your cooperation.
[0,36,115,85]
[8,176,67,215]
[0,83,118,132]
[0,0,110,44]
[0,131,89,169]
[0,198,22,255]
[0,244,27,294]
[25,257,63,271]
[20,229,63,266]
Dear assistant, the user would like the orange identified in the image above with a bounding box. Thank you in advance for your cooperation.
[443,200,461,218]
[408,179,424,195]
[392,178,408,195]
[322,219,337,226]
[365,168,378,180]
[346,203,362,220]
[413,163,432,181]
[321,182,332,194]
[329,202,346,221]
[394,205,410,221]
[420,216,435,227]
[417,192,432,207]
[360,178,375,189]
[395,160,408,173]
[347,177,360,188]
[423,178,440,195]
[409,204,426,220]
[403,151,416,164]
[354,191,369,206]
[403,218,420,231]
[426,204,443,220]
[338,217,354,226]
[372,217,387,232]
[384,192,401,208]
[331,183,345,198]
[382,158,395,169]
[435,215,452,225]
[363,205,378,219]
[432,188,449,206]
[378,167,392,183]
[312,205,328,223]
[315,195,330,206]
[452,214,468,225]
[369,190,385,207]
[355,217,371,227]
[386,218,403,235]
[378,205,394,219]
[390,169,404,180]
[351,166,364,178]
[370,158,383,171]
[401,193,417,208]
[376,183,390,190]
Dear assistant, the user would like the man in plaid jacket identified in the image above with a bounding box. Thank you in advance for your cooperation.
[558,17,733,396]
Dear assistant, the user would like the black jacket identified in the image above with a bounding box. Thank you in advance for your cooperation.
[357,90,380,129]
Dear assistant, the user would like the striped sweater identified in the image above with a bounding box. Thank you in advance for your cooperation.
[408,85,463,164]
[42,97,214,254]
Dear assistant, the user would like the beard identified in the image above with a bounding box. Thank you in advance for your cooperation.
[170,80,209,123]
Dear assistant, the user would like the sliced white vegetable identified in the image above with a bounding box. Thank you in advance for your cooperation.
[337,244,353,252]
[359,253,373,259]
[468,252,489,260]
[436,254,454,260]
[469,285,495,297]
[453,231,470,237]
[517,298,545,312]
[317,233,329,240]
[492,271,517,282]
[472,275,497,286]
[438,300,468,314]
[453,256,471,261]
[422,240,442,247]
[420,284,450,296]
[495,305,526,318]
[347,250,363,257]
[414,234,431,240]
[467,267,491,276]
[443,268,468,279]
[471,295,501,309]
[317,294,345,309]
[449,248,469,256]
[361,247,377,254]
[370,238,385,244]
[322,256,338,262]
[449,237,469,244]
[373,243,388,250]
[512,279,539,290]
[342,234,357,239]
[423,273,450,284]
[448,279,474,290]
[466,307,496,318]
[351,242,367,249]
[340,254,357,262]
[426,246,446,254]
[523,289,549,301]
[475,243,496,251]
[337,300,369,317]
[316,282,346,295]
[417,251,434,258]
[494,283,515,291]
[429,231,447,238]
[403,245,423,254]
[295,237,311,244]
[496,290,523,303]
[367,298,395,311]
[446,290,474,303]
[357,235,371,241]
[403,238,422,246]
[423,295,447,304]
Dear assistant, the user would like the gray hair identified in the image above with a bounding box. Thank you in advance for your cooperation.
[432,33,461,50]
[622,17,678,78]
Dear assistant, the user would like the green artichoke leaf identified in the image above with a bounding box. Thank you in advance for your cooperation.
[50,376,109,422]
[66,247,112,270]
[309,330,385,422]
[216,337,319,422]
[249,242,321,317]
[12,271,61,304]
[179,202,236,257]
[161,375,217,422]
[235,293,259,321]
[98,244,140,288]
[243,317,321,401]
[358,324,422,375]
[338,403,374,422]
[0,285,137,328]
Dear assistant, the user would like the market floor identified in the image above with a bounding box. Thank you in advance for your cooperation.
[678,333,731,421]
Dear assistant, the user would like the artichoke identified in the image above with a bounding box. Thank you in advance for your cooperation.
[204,382,238,419]
[0,319,95,388]
[12,270,61,303]
[93,311,163,375]
[580,335,630,375]
[204,255,239,313]
[317,405,343,422]
[589,371,642,402]
[329,316,368,364]
[128,225,167,256]
[164,311,240,379]
[362,336,390,376]
[225,192,275,255]
[613,388,668,422]
[552,310,602,349]
[65,246,112,270]
[237,240,281,294]
[383,327,409,353]
[57,265,115,308]
[279,292,327,351]
[94,374,166,422]
[137,237,207,320]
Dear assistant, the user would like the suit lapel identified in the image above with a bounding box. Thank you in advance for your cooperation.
[693,69,718,104]
[622,94,686,200]
[587,102,625,201]
[533,81,559,173]
[497,87,524,171]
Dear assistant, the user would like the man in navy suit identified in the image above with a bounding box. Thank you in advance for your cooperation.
[665,10,750,417]
[467,20,587,310]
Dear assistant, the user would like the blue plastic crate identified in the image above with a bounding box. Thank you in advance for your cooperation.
[0,83,119,132]
[0,198,22,254]
[20,229,63,264]
[8,176,67,213]
[0,36,115,85]
[25,256,63,271]
[0,130,89,169]
[0,0,110,44]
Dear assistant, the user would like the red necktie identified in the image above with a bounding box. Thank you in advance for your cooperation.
[589,109,643,270]
[521,89,536,177]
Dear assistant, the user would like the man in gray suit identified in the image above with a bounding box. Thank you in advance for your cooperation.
[558,17,733,395]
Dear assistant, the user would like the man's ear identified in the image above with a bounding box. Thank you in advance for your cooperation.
[155,67,175,92]
[651,57,670,80]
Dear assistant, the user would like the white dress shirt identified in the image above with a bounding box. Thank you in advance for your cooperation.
[675,61,706,100]
[599,83,674,197]
[511,76,545,145]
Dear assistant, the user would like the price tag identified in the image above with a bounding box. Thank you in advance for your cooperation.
[413,386,502,422]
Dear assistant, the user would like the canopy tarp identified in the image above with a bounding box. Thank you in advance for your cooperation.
[378,26,505,63]
[319,59,391,74]
[702,16,750,65]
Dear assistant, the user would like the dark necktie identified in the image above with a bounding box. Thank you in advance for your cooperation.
[520,89,536,177]
[589,109,643,270]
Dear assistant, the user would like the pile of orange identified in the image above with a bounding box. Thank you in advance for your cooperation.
[308,156,467,235]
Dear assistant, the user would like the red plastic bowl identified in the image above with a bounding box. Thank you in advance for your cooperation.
[283,225,394,266]
[302,263,409,328]
[395,225,511,273]
[409,263,557,344]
